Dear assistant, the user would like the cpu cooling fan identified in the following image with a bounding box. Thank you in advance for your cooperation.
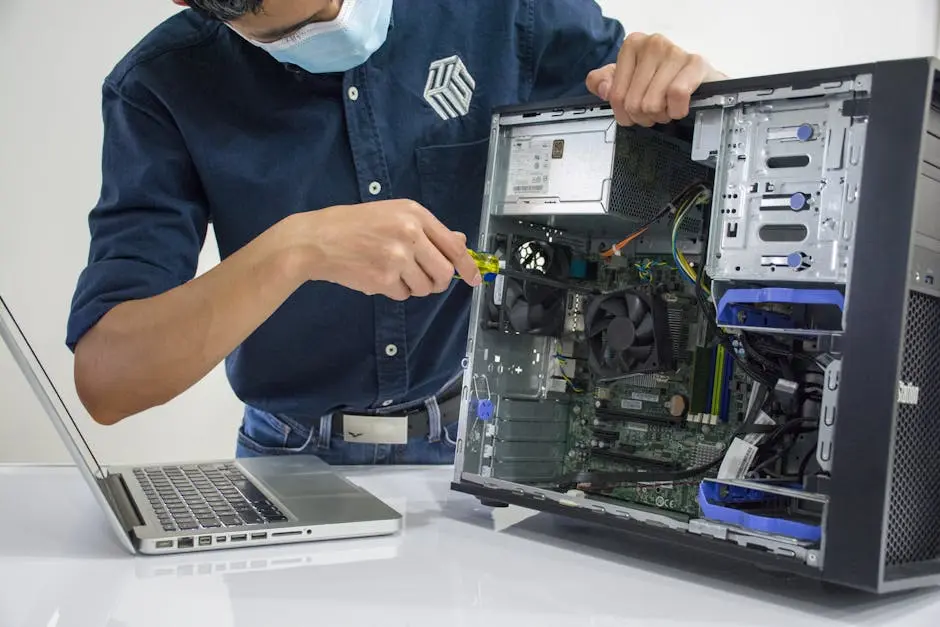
[584,290,674,378]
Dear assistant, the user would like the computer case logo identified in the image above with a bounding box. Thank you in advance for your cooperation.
[897,381,920,405]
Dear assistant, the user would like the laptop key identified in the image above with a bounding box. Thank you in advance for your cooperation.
[239,512,263,525]
[242,489,270,505]
[219,515,243,526]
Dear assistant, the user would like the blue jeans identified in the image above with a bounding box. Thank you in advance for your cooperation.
[235,405,459,465]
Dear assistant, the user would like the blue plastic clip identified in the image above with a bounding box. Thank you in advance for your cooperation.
[716,287,844,327]
[472,374,494,421]
[697,481,821,542]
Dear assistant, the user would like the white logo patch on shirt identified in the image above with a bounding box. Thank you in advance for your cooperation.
[424,55,476,121]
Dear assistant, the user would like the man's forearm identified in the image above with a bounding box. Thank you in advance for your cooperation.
[73,218,309,425]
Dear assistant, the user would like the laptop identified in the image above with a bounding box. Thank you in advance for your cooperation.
[0,293,402,554]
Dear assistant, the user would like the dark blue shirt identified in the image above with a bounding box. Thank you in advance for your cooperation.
[66,1,624,423]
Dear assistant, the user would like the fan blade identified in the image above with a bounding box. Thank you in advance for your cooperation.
[635,313,655,343]
[615,350,634,373]
[600,298,628,319]
[588,316,612,338]
[508,302,531,333]
[528,303,546,325]
[624,292,647,325]
[626,345,654,364]
[503,281,523,309]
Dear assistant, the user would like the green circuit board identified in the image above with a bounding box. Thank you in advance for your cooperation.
[557,323,752,516]
[463,236,753,518]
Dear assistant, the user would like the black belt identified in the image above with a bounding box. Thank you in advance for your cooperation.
[330,383,463,441]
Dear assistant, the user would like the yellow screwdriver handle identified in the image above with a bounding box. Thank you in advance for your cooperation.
[456,250,501,283]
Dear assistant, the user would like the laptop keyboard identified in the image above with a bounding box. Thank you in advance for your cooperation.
[133,463,287,533]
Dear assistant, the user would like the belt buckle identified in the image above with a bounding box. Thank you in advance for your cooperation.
[342,414,409,445]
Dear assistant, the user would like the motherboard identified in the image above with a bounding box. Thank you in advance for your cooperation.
[462,226,754,519]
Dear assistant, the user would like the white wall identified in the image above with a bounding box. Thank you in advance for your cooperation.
[0,1,243,466]
[2,0,938,465]
[596,0,939,78]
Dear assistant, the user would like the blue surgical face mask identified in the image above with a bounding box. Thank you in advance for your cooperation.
[250,0,393,74]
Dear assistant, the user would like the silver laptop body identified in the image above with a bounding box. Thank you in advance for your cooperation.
[0,293,402,555]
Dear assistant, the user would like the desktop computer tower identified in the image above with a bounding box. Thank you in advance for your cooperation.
[451,57,940,594]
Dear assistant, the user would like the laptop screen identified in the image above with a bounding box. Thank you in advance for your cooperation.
[0,293,107,480]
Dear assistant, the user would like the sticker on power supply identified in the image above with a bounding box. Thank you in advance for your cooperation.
[508,138,553,196]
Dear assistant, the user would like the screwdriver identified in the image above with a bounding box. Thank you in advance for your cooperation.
[456,249,502,283]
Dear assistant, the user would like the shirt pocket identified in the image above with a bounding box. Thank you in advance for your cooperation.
[415,137,491,250]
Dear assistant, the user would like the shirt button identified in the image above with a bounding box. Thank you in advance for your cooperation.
[347,86,359,101]
[384,344,398,357]
[382,400,394,407]
[368,181,382,196]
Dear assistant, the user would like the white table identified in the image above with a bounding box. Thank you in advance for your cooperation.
[1,464,939,626]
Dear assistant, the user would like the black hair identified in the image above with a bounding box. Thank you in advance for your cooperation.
[183,0,264,21]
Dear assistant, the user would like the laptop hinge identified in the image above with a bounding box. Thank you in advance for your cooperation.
[98,472,145,532]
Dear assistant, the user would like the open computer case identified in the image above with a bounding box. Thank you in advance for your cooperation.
[451,57,940,594]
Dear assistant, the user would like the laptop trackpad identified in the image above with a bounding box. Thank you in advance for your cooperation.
[263,473,361,498]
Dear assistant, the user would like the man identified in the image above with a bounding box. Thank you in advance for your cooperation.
[66,0,723,465]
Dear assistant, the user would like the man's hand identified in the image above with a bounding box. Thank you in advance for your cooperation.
[284,199,483,301]
[586,32,726,127]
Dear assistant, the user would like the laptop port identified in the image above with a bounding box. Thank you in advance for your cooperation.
[272,530,303,538]
[156,540,174,549]
[230,534,247,542]
[216,536,227,543]
[178,537,194,549]
[250,532,268,541]
[198,536,212,546]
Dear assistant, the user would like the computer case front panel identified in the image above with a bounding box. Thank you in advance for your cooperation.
[823,58,940,593]
[452,57,940,594]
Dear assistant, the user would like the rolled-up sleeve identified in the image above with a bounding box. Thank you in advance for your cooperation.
[527,0,625,101]
[66,77,209,351]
